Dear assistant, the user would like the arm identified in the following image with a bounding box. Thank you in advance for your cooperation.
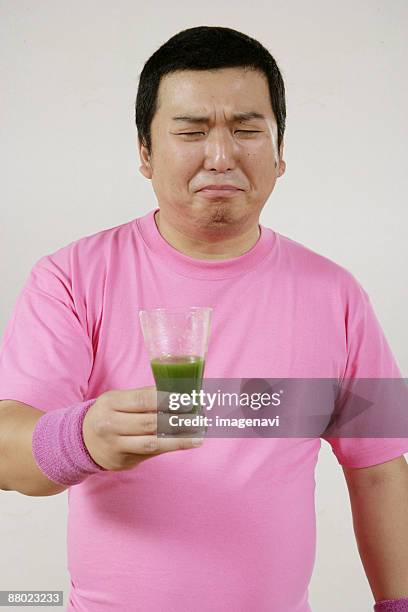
[343,455,408,603]
[0,400,68,497]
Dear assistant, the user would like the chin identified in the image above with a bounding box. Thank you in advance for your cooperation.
[204,204,242,229]
[210,203,229,219]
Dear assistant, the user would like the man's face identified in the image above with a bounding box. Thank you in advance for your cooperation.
[138,67,286,238]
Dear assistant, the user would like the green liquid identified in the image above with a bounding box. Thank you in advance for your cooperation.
[151,354,205,425]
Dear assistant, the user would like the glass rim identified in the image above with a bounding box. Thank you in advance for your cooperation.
[139,306,213,316]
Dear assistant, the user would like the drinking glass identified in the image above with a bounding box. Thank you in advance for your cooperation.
[139,306,212,423]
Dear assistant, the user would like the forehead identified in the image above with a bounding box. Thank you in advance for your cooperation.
[156,67,273,118]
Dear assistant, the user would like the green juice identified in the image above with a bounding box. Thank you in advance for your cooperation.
[150,354,205,414]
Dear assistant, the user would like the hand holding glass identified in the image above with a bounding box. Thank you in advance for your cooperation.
[139,307,212,434]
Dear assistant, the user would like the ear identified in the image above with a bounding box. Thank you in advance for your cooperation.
[138,138,152,179]
[276,140,286,178]
[277,159,286,177]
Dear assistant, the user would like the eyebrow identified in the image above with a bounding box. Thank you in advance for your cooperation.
[171,111,266,123]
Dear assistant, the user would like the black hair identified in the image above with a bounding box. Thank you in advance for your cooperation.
[135,26,286,158]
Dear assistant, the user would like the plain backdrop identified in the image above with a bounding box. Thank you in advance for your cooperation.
[1,1,407,611]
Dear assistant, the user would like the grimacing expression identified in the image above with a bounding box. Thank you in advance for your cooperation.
[138,67,286,235]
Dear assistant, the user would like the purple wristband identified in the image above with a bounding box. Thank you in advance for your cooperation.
[32,398,107,486]
[374,598,408,611]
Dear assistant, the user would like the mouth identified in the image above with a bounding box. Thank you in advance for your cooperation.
[197,187,242,197]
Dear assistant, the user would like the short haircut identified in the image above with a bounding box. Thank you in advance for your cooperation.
[135,26,286,158]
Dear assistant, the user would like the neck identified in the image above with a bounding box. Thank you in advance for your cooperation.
[154,209,261,260]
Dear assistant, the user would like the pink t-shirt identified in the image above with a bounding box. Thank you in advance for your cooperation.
[0,208,407,612]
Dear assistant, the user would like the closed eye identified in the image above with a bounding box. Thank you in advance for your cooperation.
[178,130,261,136]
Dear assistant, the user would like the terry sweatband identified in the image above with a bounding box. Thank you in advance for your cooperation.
[374,598,408,611]
[32,398,107,486]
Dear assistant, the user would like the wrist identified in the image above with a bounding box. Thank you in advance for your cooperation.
[374,598,408,611]
[32,398,107,487]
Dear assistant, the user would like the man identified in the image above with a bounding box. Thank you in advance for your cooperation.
[0,26,407,612]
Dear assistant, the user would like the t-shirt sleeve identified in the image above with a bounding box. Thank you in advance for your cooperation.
[322,275,408,468]
[0,254,94,412]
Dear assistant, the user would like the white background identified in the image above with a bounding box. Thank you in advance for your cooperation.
[0,1,407,610]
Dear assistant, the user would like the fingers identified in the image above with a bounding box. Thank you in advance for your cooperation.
[103,387,158,413]
[111,411,202,437]
[105,387,199,416]
[117,434,205,455]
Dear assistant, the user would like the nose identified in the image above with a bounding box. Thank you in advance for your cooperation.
[203,127,237,173]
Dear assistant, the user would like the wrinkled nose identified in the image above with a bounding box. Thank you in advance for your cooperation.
[203,129,237,173]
